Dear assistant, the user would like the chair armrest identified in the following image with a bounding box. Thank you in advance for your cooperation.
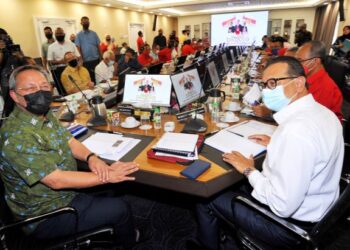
[234,196,311,241]
[0,206,78,234]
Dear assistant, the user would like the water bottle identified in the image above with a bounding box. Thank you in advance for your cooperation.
[211,101,220,123]
[153,107,162,129]
[233,79,240,100]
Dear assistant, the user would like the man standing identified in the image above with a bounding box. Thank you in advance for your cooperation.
[75,16,101,83]
[153,29,167,49]
[137,31,145,55]
[294,23,312,47]
[61,52,93,94]
[95,50,118,84]
[41,26,55,70]
[196,56,344,249]
[0,65,139,248]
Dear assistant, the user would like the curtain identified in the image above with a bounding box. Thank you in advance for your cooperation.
[313,1,339,53]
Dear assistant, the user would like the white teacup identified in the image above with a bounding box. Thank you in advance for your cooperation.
[224,111,236,121]
[227,102,241,110]
[125,116,138,126]
[164,121,175,132]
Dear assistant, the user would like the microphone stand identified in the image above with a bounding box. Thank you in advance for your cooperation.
[68,75,107,127]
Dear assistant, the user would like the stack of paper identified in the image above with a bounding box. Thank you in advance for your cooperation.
[82,132,140,161]
[205,120,277,158]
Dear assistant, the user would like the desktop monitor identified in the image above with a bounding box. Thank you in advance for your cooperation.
[176,55,187,66]
[123,74,172,107]
[148,63,164,74]
[214,54,224,77]
[195,50,201,58]
[229,49,235,64]
[207,61,221,87]
[222,53,229,73]
[171,68,205,108]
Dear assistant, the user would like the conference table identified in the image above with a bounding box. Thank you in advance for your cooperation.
[54,84,272,198]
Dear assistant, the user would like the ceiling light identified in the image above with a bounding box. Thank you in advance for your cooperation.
[123,6,128,9]
[150,11,154,13]
[82,0,88,3]
[105,3,111,7]
[323,1,329,4]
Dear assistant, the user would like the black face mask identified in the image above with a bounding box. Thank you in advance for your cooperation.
[82,24,90,30]
[45,33,53,40]
[106,38,111,42]
[23,91,52,115]
[55,35,65,42]
[68,59,78,68]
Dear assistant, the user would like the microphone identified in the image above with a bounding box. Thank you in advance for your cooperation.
[59,102,75,122]
[68,75,107,127]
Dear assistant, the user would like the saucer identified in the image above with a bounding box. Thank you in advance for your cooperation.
[216,122,229,128]
[121,121,140,128]
[225,106,242,112]
[139,124,153,130]
[220,116,240,123]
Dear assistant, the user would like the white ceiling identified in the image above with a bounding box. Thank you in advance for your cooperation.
[63,0,331,16]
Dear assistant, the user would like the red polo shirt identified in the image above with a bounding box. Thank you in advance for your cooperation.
[138,53,153,67]
[137,37,144,53]
[181,44,195,56]
[307,68,343,121]
[158,48,172,63]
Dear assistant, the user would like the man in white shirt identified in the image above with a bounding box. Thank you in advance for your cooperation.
[47,27,80,70]
[94,50,117,84]
[196,56,344,249]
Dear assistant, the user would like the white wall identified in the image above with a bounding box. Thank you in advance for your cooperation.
[178,8,316,46]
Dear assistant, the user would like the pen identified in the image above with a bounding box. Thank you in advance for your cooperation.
[107,130,123,135]
[229,131,244,137]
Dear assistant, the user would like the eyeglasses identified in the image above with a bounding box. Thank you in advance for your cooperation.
[16,82,52,92]
[261,77,297,90]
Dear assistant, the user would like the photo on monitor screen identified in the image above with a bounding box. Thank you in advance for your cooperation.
[123,74,172,107]
[208,61,221,87]
[222,53,229,72]
[211,11,268,46]
[171,68,205,108]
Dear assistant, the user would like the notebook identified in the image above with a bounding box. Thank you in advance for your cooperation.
[153,132,199,157]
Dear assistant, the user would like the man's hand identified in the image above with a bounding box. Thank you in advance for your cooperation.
[88,156,110,183]
[248,134,271,147]
[252,104,272,117]
[108,161,139,183]
[223,151,255,174]
[88,81,95,88]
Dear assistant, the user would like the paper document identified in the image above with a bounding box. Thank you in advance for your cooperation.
[154,132,198,153]
[341,39,350,53]
[155,147,199,160]
[205,130,266,158]
[227,120,276,137]
[82,132,141,161]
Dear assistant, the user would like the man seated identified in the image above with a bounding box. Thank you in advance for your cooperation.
[196,56,344,249]
[118,48,143,73]
[181,39,196,56]
[137,44,158,67]
[120,42,129,54]
[0,65,139,247]
[253,41,344,122]
[158,42,174,63]
[61,52,94,94]
[150,44,160,62]
[95,50,118,84]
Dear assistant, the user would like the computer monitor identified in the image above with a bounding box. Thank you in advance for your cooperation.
[171,68,205,108]
[148,62,164,74]
[176,55,187,66]
[207,61,221,87]
[222,53,229,73]
[123,74,172,107]
[194,50,201,58]
[214,54,224,77]
[229,49,235,64]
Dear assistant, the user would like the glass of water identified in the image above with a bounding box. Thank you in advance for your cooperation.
[139,113,152,130]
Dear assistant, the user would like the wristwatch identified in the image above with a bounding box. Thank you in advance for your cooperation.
[86,152,96,162]
[243,168,254,177]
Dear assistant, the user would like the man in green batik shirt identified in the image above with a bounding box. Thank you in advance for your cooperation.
[0,65,139,248]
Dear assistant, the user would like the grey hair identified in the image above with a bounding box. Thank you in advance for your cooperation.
[9,65,50,90]
[103,50,114,60]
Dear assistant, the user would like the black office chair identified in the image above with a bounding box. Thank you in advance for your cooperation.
[232,147,350,250]
[0,178,116,250]
[49,64,68,96]
[323,55,349,92]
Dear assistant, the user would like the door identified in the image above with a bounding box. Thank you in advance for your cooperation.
[129,23,145,52]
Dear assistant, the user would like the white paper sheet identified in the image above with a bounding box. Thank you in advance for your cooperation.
[226,120,276,138]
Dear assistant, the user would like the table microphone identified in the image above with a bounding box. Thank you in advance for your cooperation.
[59,102,75,122]
[94,71,115,94]
[68,75,107,127]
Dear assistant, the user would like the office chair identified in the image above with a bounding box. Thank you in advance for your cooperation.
[0,178,116,250]
[232,148,350,250]
[49,64,67,96]
[323,56,349,92]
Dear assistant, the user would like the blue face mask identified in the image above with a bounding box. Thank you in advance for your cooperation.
[108,60,115,67]
[262,80,296,112]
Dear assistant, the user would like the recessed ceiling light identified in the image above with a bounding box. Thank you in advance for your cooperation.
[105,3,111,7]
[159,13,163,15]
[82,0,88,3]
[323,1,329,4]
[123,6,128,9]
[138,9,142,12]
[167,15,171,17]
[150,11,154,13]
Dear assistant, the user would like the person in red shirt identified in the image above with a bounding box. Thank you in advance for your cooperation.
[181,39,195,56]
[253,41,343,122]
[136,31,145,54]
[158,42,174,63]
[296,41,343,121]
[138,44,157,67]
[100,34,117,54]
